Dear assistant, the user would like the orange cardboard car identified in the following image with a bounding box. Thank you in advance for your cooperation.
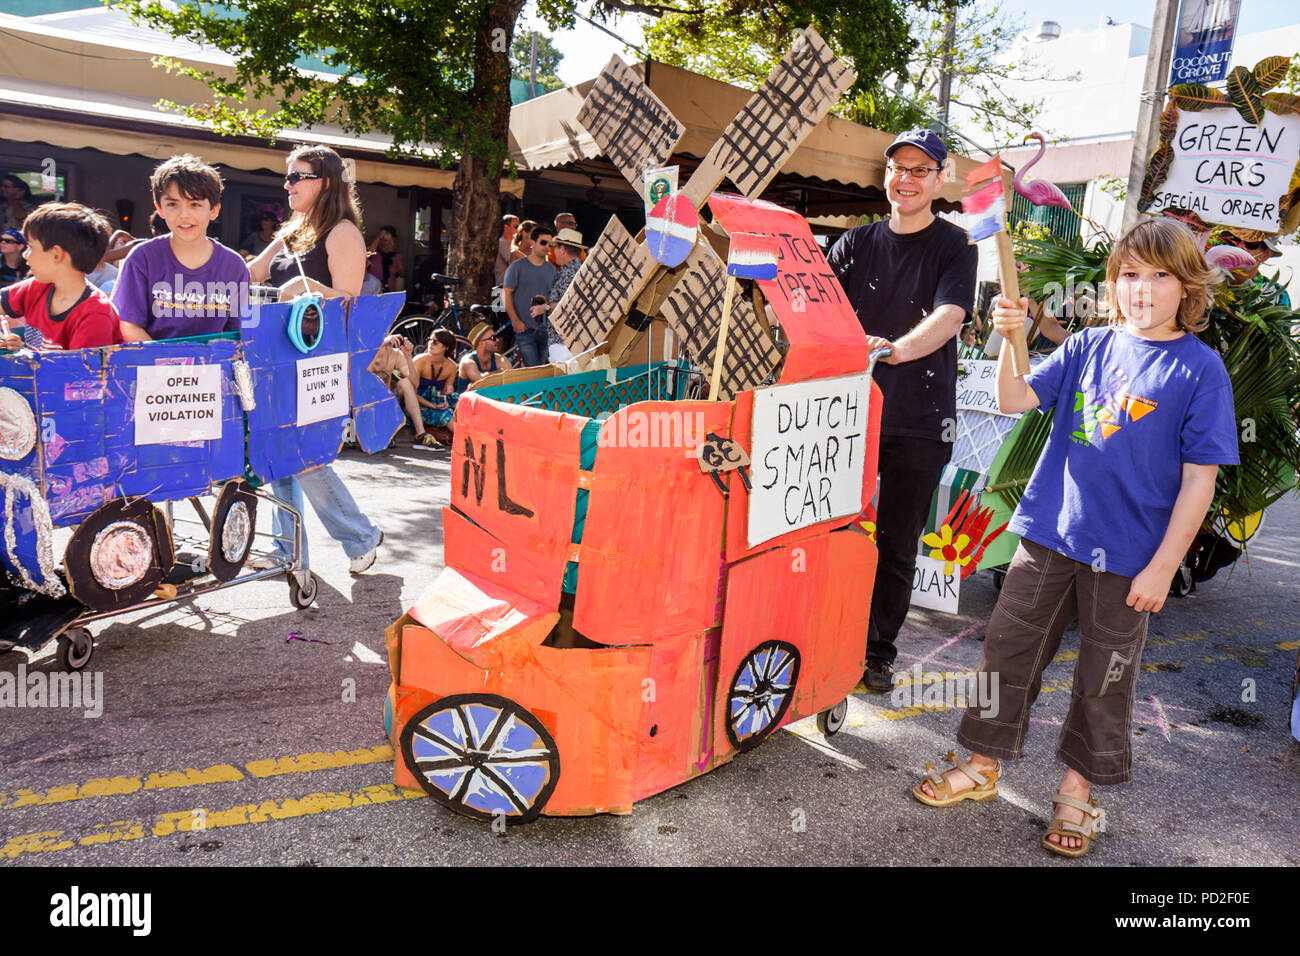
[384,196,884,822]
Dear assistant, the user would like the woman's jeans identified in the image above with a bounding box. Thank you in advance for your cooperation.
[269,464,380,565]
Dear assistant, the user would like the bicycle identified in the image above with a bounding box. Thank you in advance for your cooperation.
[388,274,505,355]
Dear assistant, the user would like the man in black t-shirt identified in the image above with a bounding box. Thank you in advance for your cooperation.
[827,129,978,693]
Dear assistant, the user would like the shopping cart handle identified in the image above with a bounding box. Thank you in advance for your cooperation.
[868,345,893,374]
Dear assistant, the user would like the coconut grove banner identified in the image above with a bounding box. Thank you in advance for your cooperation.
[1170,0,1241,85]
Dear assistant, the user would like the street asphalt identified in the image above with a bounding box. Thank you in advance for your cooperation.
[1,437,1297,869]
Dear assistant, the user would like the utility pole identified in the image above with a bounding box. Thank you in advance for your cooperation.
[529,31,538,100]
[936,0,957,128]
[1122,0,1179,232]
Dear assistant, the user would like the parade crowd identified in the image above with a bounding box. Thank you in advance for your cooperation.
[0,127,1250,858]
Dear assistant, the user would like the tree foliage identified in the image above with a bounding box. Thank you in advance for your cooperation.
[511,29,566,96]
[642,0,1054,147]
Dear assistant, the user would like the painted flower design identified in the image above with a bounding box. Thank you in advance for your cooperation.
[923,524,972,577]
[858,519,877,541]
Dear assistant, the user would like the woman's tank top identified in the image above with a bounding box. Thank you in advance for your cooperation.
[268,239,332,289]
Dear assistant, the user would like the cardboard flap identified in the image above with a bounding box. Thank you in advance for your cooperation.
[409,566,559,669]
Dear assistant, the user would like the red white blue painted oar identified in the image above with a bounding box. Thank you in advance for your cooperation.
[711,233,779,400]
[962,156,1030,378]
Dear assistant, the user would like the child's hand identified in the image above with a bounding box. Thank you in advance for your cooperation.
[991,296,1029,337]
[1,332,22,351]
[1127,562,1173,614]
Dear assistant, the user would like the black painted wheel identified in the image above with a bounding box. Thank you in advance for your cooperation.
[400,694,560,824]
[64,498,174,611]
[56,627,93,672]
[288,571,318,608]
[725,641,801,752]
[816,697,848,737]
[208,481,258,582]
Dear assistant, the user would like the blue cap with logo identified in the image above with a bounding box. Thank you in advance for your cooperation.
[885,129,948,167]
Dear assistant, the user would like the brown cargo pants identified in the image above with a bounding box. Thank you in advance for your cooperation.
[957,537,1149,785]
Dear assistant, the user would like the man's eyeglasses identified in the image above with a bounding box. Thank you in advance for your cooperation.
[536,239,552,247]
[887,163,942,180]
[285,171,322,185]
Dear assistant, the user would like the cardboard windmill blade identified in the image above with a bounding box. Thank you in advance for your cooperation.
[658,242,781,401]
[679,26,856,209]
[577,55,687,191]
[548,215,658,358]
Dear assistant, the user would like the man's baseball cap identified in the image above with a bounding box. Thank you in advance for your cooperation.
[884,129,947,167]
[1,229,25,245]
[555,227,586,249]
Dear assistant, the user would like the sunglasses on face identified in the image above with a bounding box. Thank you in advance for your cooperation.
[285,171,322,185]
[536,239,552,247]
[0,238,20,245]
[887,163,942,180]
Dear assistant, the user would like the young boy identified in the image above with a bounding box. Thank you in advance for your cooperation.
[0,203,121,351]
[912,217,1239,858]
[113,154,250,341]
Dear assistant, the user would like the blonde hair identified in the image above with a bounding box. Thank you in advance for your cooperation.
[277,145,363,253]
[1105,217,1215,334]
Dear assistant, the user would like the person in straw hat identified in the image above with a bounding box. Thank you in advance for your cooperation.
[457,319,512,390]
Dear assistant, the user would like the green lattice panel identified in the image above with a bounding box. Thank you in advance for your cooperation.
[476,361,691,419]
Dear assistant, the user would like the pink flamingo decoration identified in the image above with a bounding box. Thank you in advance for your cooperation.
[1014,133,1074,211]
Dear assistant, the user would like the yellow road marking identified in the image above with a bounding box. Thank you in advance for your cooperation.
[1,747,393,811]
[1,783,425,859]
[246,746,392,778]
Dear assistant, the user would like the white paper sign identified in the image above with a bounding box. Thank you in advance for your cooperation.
[910,554,960,613]
[1146,107,1300,232]
[748,372,870,548]
[133,364,223,445]
[955,359,1013,417]
[296,352,350,426]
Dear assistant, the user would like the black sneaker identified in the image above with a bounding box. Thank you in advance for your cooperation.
[863,660,894,694]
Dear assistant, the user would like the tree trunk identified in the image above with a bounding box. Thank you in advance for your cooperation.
[446,0,526,306]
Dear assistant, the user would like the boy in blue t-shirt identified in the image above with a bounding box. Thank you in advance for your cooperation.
[911,218,1239,858]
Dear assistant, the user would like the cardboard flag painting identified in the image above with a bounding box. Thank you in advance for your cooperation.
[963,179,1006,242]
[645,193,698,267]
[727,233,780,280]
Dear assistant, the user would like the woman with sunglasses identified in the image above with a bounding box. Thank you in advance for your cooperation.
[0,229,29,288]
[247,145,384,575]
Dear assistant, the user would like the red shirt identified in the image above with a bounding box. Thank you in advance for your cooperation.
[1,278,122,350]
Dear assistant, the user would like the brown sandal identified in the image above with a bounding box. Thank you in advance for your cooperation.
[911,751,1000,807]
[1041,792,1106,858]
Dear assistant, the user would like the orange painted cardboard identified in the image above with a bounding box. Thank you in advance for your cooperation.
[572,400,735,644]
[442,505,565,609]
[711,527,876,759]
[450,392,587,593]
[707,194,868,384]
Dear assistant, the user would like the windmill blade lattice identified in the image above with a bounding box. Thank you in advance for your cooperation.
[658,244,781,400]
[577,55,687,191]
[548,215,658,356]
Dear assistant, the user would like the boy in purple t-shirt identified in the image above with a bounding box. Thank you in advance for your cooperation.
[912,218,1239,859]
[113,155,249,341]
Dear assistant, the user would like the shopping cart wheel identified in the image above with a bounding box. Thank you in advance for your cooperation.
[288,571,318,608]
[400,693,560,825]
[1169,562,1194,598]
[816,697,848,737]
[725,640,801,753]
[56,627,93,672]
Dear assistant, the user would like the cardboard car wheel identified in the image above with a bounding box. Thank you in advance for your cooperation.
[56,626,93,672]
[816,697,848,737]
[726,641,801,752]
[400,694,561,824]
[64,498,174,611]
[208,480,258,582]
